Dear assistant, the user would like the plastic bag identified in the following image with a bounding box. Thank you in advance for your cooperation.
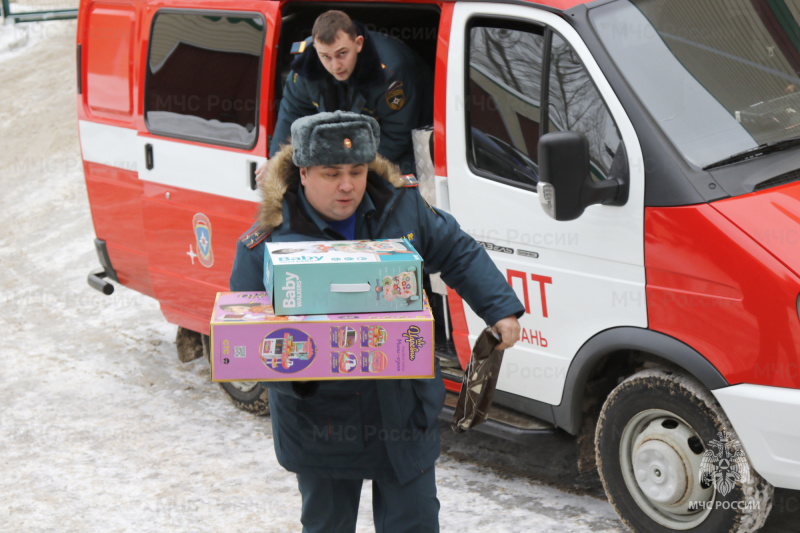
[451,327,504,433]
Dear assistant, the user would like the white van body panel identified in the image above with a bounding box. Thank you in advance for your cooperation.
[79,120,265,203]
[714,384,800,490]
[79,120,139,171]
[136,136,264,202]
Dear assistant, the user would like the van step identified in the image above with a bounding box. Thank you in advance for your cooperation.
[438,358,463,382]
[439,390,556,444]
[434,337,460,365]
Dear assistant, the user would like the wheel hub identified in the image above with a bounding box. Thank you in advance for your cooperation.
[619,410,716,529]
[633,440,687,504]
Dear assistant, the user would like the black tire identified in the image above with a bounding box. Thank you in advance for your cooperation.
[201,334,270,416]
[595,367,772,532]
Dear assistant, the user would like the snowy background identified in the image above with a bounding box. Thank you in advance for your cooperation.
[1,16,799,533]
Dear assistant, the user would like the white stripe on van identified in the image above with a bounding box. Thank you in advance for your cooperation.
[135,136,263,203]
[78,120,264,203]
[79,120,139,172]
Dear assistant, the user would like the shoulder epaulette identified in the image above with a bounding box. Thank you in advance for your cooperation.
[239,226,271,249]
[381,63,395,76]
[400,174,419,187]
[291,40,309,54]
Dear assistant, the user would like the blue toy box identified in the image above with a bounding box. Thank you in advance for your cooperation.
[264,238,424,315]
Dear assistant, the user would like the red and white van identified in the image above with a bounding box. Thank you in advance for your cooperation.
[77,0,800,530]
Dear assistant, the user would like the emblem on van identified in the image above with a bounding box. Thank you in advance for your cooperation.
[192,213,214,268]
[476,240,513,254]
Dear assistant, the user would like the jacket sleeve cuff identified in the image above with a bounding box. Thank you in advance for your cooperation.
[482,301,526,329]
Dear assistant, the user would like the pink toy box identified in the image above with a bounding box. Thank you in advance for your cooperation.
[210,291,434,382]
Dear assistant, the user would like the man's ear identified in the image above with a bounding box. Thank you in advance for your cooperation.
[355,34,364,54]
[299,167,308,186]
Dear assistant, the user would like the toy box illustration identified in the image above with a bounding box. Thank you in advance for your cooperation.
[210,291,434,381]
[264,238,424,316]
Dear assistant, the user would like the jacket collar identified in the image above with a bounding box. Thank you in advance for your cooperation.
[259,144,406,237]
[290,20,385,88]
[296,184,376,239]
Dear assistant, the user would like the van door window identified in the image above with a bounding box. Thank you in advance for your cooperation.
[548,33,622,181]
[466,20,622,188]
[467,23,545,189]
[145,11,265,148]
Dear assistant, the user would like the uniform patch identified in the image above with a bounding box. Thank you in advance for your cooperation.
[192,213,214,268]
[239,226,270,249]
[385,81,405,111]
[400,174,419,187]
[403,232,415,243]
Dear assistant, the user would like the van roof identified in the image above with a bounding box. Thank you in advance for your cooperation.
[494,0,589,8]
[265,0,591,10]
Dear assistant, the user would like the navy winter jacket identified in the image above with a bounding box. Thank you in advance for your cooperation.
[230,146,524,484]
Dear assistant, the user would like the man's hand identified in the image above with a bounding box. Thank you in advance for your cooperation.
[491,315,520,350]
[254,160,269,187]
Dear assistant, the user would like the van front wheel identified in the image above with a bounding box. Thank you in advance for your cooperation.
[201,334,270,416]
[595,367,772,532]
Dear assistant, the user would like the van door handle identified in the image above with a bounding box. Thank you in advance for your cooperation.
[145,144,154,170]
[249,161,258,190]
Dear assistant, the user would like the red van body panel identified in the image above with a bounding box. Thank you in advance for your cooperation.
[645,195,800,389]
[141,182,259,334]
[433,2,453,177]
[84,162,154,295]
[713,182,800,279]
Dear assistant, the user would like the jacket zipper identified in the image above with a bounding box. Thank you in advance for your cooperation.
[371,187,408,238]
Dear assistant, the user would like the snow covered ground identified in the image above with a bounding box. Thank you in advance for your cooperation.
[1,16,798,533]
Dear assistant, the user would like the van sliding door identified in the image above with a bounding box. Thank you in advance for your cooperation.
[137,4,279,333]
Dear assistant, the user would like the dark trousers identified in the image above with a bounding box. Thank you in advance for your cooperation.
[296,468,440,533]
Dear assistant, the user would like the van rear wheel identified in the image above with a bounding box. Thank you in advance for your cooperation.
[201,334,270,416]
[595,367,772,532]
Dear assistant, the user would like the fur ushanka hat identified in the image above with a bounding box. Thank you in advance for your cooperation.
[290,111,380,167]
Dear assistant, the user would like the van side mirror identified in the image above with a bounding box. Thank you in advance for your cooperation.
[536,131,628,221]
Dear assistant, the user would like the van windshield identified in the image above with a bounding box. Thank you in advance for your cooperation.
[590,0,800,169]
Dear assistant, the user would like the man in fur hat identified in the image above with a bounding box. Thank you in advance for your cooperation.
[231,111,523,533]
[268,10,432,174]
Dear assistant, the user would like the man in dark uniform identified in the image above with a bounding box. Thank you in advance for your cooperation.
[232,111,523,533]
[268,10,433,174]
